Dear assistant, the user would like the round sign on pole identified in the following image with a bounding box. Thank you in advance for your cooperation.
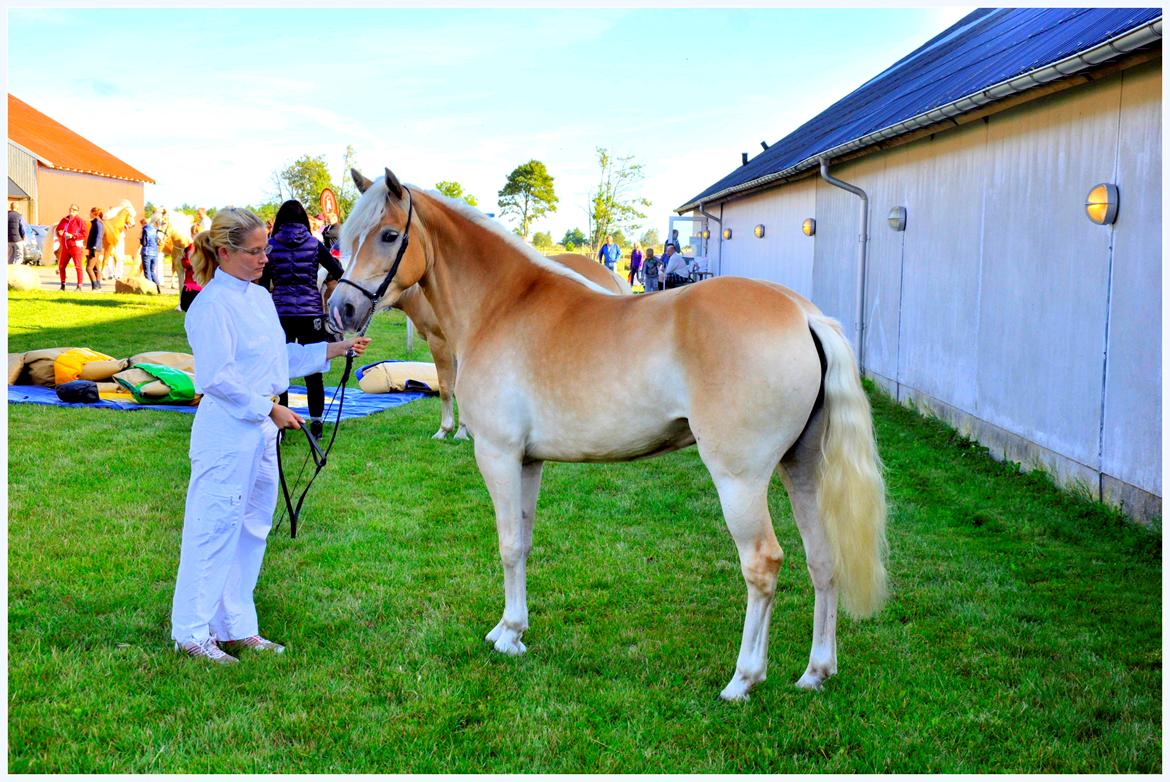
[320,188,340,225]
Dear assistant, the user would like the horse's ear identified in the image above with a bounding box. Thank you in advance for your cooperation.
[351,168,373,194]
[384,167,403,200]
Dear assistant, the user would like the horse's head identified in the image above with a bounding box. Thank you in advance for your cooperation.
[329,166,426,334]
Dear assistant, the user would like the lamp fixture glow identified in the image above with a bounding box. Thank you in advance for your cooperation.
[887,206,907,232]
[754,224,765,238]
[701,229,710,240]
[801,218,816,237]
[722,228,732,240]
[1085,183,1119,225]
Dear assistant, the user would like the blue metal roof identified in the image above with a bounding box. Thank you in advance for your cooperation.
[680,8,1162,211]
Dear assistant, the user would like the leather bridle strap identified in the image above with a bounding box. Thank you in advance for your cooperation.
[335,185,414,338]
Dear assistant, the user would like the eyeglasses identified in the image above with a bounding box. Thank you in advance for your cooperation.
[237,246,269,257]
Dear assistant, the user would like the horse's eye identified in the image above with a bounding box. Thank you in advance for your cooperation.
[381,228,400,243]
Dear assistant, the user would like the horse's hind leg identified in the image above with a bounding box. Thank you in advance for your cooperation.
[476,439,542,655]
[778,411,838,690]
[707,466,784,702]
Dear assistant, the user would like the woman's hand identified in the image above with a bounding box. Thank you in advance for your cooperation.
[269,403,304,430]
[326,336,371,360]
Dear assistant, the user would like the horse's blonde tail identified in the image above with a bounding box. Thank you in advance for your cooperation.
[806,314,888,619]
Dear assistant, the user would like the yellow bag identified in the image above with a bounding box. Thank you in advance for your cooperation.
[53,348,118,386]
[356,361,440,394]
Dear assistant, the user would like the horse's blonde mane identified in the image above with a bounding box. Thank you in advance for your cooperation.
[104,199,134,220]
[341,176,614,296]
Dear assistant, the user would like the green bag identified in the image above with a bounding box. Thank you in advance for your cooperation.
[113,362,196,405]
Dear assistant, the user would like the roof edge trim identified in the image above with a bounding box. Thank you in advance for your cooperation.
[677,15,1162,213]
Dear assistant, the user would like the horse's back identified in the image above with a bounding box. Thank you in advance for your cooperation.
[549,252,627,294]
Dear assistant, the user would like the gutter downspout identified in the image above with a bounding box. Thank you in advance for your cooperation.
[818,156,869,373]
[698,201,721,275]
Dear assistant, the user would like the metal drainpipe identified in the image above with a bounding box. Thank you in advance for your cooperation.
[818,156,869,373]
[697,202,721,275]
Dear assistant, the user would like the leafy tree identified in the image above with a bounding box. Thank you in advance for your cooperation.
[277,154,334,217]
[531,231,553,250]
[250,202,279,224]
[498,160,558,241]
[588,147,650,252]
[640,228,660,249]
[336,145,359,217]
[435,180,479,207]
[560,228,588,251]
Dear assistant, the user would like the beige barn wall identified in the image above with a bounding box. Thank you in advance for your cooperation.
[36,168,145,255]
[692,59,1162,520]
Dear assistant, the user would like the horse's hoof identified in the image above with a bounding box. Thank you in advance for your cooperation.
[485,621,526,655]
[719,681,752,702]
[453,426,470,441]
[432,428,450,440]
[719,671,759,702]
[795,672,826,691]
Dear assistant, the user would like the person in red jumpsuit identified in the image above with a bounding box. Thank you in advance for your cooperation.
[55,204,87,291]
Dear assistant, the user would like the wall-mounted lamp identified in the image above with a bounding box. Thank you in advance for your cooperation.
[722,228,732,240]
[887,206,907,232]
[754,224,765,238]
[801,218,816,237]
[701,229,710,240]
[1085,183,1119,225]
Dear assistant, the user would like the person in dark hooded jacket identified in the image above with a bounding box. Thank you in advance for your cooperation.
[260,200,345,437]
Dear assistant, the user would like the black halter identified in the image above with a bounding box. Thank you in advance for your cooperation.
[335,185,414,338]
[274,185,414,538]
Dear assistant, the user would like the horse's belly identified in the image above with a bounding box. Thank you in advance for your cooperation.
[525,415,694,463]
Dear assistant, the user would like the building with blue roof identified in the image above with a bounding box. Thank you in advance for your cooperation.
[675,8,1161,520]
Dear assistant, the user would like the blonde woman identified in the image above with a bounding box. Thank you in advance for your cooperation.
[172,207,370,664]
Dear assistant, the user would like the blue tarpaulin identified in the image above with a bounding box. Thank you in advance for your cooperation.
[7,384,425,420]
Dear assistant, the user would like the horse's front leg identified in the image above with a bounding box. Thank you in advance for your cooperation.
[429,338,457,440]
[475,440,542,655]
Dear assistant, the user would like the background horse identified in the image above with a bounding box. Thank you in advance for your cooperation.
[331,168,888,701]
[159,211,194,287]
[100,200,136,280]
[391,244,630,439]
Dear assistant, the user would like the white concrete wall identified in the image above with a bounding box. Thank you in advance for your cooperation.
[701,60,1161,519]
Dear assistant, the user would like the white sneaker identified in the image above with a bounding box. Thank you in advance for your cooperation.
[221,635,285,655]
[174,637,239,665]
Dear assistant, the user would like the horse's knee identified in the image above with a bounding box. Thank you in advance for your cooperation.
[498,540,530,567]
[742,542,783,594]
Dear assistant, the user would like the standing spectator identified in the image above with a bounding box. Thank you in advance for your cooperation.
[8,202,25,265]
[171,206,370,664]
[597,234,620,271]
[668,229,683,252]
[55,204,87,291]
[140,215,162,291]
[85,207,105,289]
[628,242,643,287]
[196,207,211,233]
[663,242,690,289]
[179,225,203,312]
[259,200,345,439]
[641,247,661,293]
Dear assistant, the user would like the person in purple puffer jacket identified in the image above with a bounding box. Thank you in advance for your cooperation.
[259,200,345,438]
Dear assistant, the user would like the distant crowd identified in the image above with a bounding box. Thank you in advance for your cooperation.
[594,228,701,292]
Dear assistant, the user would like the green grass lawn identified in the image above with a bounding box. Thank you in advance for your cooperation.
[7,290,1161,773]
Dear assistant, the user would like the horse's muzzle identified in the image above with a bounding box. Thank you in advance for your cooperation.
[327,287,375,334]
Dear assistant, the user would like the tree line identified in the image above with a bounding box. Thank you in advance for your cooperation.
[176,145,654,253]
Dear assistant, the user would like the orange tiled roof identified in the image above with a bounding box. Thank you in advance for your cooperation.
[8,94,155,184]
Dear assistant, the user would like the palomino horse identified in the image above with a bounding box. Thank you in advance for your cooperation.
[100,200,136,280]
[159,211,195,287]
[331,168,888,700]
[392,249,630,439]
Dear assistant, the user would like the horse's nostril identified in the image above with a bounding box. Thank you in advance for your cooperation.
[343,302,355,322]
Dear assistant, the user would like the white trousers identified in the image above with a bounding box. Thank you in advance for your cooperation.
[171,401,279,645]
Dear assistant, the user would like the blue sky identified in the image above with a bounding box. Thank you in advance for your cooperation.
[8,5,973,241]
